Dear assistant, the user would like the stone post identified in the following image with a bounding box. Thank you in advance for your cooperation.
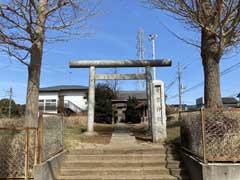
[145,66,152,134]
[151,80,167,142]
[86,66,96,135]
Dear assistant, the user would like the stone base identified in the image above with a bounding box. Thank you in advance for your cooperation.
[34,151,67,180]
[181,150,240,180]
[83,131,98,136]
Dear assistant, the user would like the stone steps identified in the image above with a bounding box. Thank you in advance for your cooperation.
[58,147,189,180]
[57,123,189,180]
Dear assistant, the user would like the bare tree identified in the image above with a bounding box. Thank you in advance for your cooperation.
[105,67,120,95]
[145,0,240,108]
[0,0,101,127]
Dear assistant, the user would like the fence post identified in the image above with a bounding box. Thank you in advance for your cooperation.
[24,128,29,179]
[201,108,207,164]
[34,128,38,165]
[60,114,64,150]
[179,110,182,146]
[37,114,43,164]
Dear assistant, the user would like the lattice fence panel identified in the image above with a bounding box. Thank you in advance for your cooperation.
[0,130,25,177]
[205,110,240,162]
[42,114,63,161]
[180,111,203,158]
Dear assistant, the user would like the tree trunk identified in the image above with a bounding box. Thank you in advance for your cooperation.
[24,42,43,127]
[201,30,223,108]
[24,0,46,127]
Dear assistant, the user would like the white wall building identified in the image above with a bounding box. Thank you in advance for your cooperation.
[39,85,88,114]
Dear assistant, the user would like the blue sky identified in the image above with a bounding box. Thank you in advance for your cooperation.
[0,0,240,105]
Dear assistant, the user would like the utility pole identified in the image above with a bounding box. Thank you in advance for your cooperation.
[178,63,182,111]
[149,34,157,80]
[8,87,12,119]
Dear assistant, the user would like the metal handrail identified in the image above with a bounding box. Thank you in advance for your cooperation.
[64,100,83,113]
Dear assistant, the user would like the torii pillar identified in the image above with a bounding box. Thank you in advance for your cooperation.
[69,60,172,137]
[87,66,96,134]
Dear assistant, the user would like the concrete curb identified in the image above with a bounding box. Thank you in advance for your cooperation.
[34,150,67,180]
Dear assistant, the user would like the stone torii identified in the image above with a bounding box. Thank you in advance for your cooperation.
[69,59,172,141]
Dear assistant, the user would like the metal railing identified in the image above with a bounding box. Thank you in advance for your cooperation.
[180,108,240,163]
[64,100,83,113]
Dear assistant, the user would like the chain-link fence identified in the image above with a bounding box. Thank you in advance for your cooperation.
[180,109,240,162]
[205,109,240,162]
[38,113,64,162]
[0,113,64,179]
[0,128,37,179]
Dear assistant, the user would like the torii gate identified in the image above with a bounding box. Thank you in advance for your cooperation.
[69,59,172,142]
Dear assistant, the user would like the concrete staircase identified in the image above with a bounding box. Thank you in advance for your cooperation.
[57,146,189,180]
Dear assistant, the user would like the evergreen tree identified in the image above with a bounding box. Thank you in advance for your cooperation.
[0,98,21,118]
[125,97,142,124]
[95,83,115,124]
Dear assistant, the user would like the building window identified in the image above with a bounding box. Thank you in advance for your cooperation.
[39,100,44,111]
[45,99,57,111]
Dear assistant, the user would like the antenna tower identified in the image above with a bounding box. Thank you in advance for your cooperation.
[136,28,145,89]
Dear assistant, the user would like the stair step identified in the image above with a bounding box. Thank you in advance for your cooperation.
[65,154,179,161]
[67,148,175,155]
[58,174,179,180]
[61,160,182,169]
[169,168,188,177]
[60,167,170,176]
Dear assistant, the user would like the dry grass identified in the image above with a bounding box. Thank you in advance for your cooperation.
[127,121,181,144]
[64,115,87,128]
[166,121,180,144]
[0,118,24,128]
[127,123,152,142]
[64,123,114,149]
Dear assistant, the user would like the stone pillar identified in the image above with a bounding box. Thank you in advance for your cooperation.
[145,66,152,133]
[151,80,167,142]
[86,66,96,135]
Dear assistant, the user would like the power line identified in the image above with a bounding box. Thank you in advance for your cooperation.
[165,59,198,91]
[165,77,178,92]
[168,60,240,100]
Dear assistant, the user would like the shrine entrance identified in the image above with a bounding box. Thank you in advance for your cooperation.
[69,59,171,142]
